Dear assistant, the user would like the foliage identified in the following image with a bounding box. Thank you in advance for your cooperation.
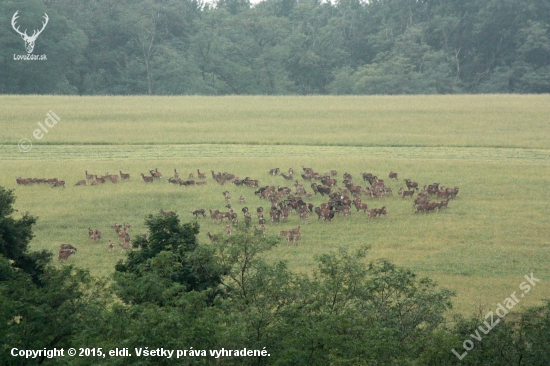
[1,0,549,94]
[113,213,226,305]
[0,187,51,285]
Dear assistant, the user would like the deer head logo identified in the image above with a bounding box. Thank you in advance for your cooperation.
[11,11,49,54]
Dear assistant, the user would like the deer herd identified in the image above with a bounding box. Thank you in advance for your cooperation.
[16,166,460,262]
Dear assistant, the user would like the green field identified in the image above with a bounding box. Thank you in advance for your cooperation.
[1,95,549,316]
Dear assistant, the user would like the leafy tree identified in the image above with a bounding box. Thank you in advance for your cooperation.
[0,187,51,285]
[114,213,225,306]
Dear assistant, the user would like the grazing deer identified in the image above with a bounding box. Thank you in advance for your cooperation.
[58,249,74,261]
[268,168,280,176]
[150,169,162,179]
[207,232,219,243]
[299,210,309,223]
[109,175,119,183]
[51,180,65,188]
[121,231,131,245]
[119,242,132,251]
[402,190,415,198]
[192,209,206,218]
[404,179,419,190]
[112,222,121,233]
[88,227,95,241]
[108,240,115,253]
[160,208,174,216]
[239,195,245,204]
[94,229,102,241]
[389,171,398,181]
[75,180,86,186]
[290,225,301,235]
[354,200,369,213]
[60,244,77,252]
[141,173,154,183]
[286,233,294,245]
[119,170,130,180]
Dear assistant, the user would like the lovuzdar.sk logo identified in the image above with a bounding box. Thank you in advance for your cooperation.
[11,10,48,61]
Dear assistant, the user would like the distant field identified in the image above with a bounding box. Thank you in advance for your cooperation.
[1,95,549,316]
[2,95,550,148]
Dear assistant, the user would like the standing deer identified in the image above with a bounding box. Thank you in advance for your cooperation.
[58,249,74,262]
[119,170,130,180]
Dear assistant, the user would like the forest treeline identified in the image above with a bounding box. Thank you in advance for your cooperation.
[1,0,549,95]
[1,186,550,365]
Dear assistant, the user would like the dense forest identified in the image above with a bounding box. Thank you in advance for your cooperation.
[2,186,550,365]
[1,0,549,95]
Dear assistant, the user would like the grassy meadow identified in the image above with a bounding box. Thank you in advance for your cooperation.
[1,95,549,316]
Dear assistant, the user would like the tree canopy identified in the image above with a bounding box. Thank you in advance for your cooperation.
[1,0,548,95]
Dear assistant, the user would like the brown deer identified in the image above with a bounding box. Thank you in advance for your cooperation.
[119,170,130,180]
[51,180,65,188]
[85,171,95,180]
[402,190,415,198]
[404,179,419,190]
[207,232,219,243]
[119,242,132,251]
[286,232,294,245]
[290,225,301,235]
[192,209,206,218]
[75,180,86,186]
[389,172,398,181]
[160,208,174,216]
[58,249,75,261]
[150,169,162,179]
[60,244,77,252]
[141,173,154,183]
[197,169,206,179]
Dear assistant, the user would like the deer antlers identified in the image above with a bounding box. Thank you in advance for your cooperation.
[11,11,49,53]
